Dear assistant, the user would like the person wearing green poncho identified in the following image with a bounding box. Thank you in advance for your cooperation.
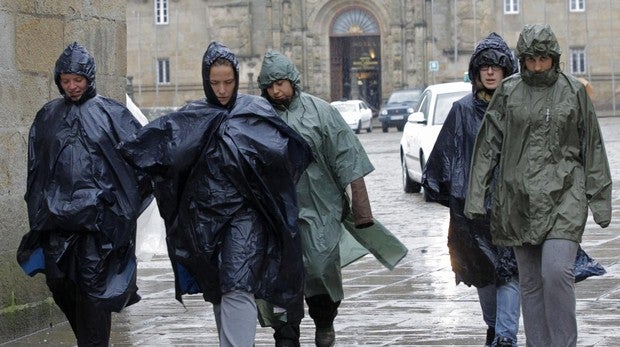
[258,50,376,347]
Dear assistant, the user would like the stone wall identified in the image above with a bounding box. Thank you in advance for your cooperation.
[0,1,127,342]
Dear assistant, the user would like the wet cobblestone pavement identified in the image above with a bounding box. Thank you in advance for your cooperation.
[5,118,620,346]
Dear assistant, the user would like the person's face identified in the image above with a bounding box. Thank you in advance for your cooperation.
[479,66,505,90]
[59,73,88,101]
[266,79,295,105]
[524,55,553,73]
[209,64,236,106]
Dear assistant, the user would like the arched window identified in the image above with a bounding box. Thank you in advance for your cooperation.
[331,8,379,35]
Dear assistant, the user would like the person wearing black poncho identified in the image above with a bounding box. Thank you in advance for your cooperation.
[422,33,520,347]
[17,42,152,346]
[120,42,312,347]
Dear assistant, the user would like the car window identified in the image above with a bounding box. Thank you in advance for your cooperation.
[334,103,356,113]
[417,92,431,120]
[388,90,422,104]
[432,91,470,125]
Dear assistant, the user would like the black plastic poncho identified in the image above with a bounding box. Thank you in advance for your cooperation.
[422,33,518,287]
[17,42,151,312]
[119,42,313,321]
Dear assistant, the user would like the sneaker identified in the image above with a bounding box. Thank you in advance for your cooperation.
[484,327,495,347]
[315,325,335,347]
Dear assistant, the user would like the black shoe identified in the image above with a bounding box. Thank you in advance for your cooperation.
[484,327,495,347]
[496,336,514,347]
[275,338,299,347]
[315,325,335,347]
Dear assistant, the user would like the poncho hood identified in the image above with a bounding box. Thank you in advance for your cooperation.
[54,42,97,104]
[202,41,240,109]
[517,24,562,86]
[257,50,302,97]
[468,32,518,93]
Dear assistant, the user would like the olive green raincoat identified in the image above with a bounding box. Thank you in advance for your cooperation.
[257,50,407,301]
[464,24,612,247]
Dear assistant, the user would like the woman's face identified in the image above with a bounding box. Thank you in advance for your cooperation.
[524,56,553,73]
[59,73,88,101]
[209,64,236,106]
[479,66,505,91]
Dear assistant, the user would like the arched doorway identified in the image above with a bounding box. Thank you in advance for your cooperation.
[330,7,381,113]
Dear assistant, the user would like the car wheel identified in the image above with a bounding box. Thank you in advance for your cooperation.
[355,120,361,134]
[396,124,404,132]
[366,119,372,133]
[382,122,389,133]
[402,154,421,193]
[419,151,431,201]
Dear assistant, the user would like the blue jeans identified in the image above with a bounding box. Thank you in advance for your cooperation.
[477,276,521,346]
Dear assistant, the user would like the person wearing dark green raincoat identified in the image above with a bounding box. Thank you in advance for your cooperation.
[464,24,612,347]
[257,49,401,347]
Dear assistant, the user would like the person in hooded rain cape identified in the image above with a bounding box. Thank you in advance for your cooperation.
[119,41,313,347]
[16,42,152,347]
[423,33,520,347]
[464,24,612,347]
[257,49,406,347]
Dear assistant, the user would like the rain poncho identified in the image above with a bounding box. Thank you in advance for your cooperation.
[464,24,612,246]
[257,50,379,301]
[16,42,151,312]
[423,33,519,287]
[119,42,313,320]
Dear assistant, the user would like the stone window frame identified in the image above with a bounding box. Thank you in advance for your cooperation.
[504,0,519,14]
[155,0,169,25]
[157,58,170,84]
[570,0,586,12]
[569,47,587,75]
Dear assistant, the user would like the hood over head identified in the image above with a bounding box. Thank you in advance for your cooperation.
[516,24,562,69]
[54,42,97,104]
[257,49,302,98]
[516,24,562,86]
[202,41,239,108]
[468,32,518,93]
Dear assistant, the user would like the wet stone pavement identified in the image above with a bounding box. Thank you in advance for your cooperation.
[5,118,620,346]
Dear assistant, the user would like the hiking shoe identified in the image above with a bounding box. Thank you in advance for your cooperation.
[315,325,335,347]
[484,327,495,347]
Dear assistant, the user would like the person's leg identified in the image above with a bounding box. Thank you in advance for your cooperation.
[74,296,112,347]
[306,294,340,347]
[493,276,520,347]
[542,239,578,347]
[46,277,79,335]
[476,284,496,346]
[513,245,548,347]
[218,290,257,347]
[272,295,304,347]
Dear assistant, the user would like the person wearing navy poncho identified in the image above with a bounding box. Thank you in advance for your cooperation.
[120,42,312,346]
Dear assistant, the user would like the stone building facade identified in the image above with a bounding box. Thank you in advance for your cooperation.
[127,0,620,114]
[0,1,128,342]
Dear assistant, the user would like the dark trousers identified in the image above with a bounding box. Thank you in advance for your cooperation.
[46,277,112,347]
[273,294,341,345]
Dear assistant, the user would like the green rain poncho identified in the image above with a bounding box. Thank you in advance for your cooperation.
[258,50,407,301]
[464,24,612,246]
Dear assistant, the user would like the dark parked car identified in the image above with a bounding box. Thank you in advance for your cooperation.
[378,88,423,132]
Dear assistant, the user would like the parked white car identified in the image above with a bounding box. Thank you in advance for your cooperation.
[331,99,373,134]
[400,81,471,198]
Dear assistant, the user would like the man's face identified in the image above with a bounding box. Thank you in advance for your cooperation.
[59,73,88,101]
[209,64,236,106]
[266,79,294,105]
[479,66,505,90]
[524,55,553,73]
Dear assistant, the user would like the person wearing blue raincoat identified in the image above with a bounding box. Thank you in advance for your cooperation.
[120,42,313,346]
[16,42,152,346]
